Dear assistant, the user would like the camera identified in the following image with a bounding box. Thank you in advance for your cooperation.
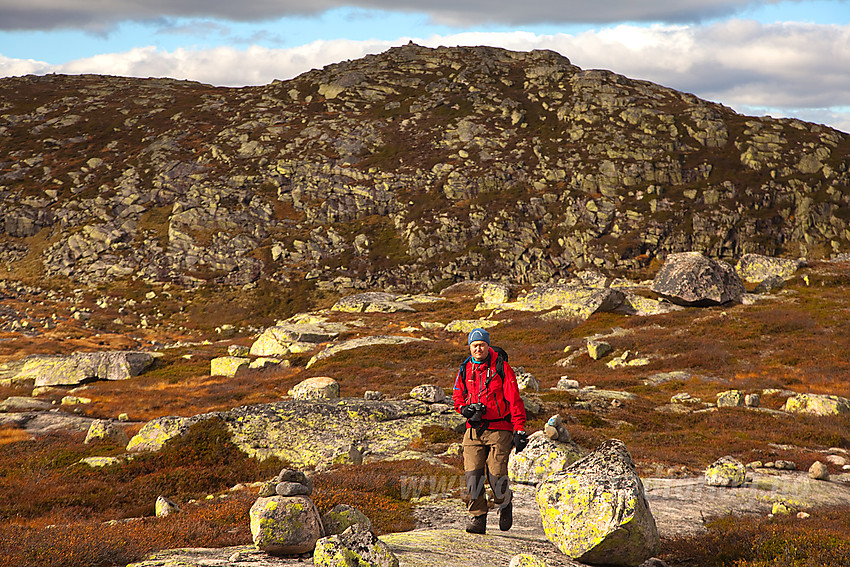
[466,402,487,423]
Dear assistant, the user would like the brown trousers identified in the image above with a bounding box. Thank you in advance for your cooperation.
[461,428,513,517]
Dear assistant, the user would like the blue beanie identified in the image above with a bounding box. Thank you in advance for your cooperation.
[468,327,490,345]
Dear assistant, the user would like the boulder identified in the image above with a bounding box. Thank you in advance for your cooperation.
[507,283,624,319]
[808,461,830,480]
[443,319,501,334]
[210,356,249,377]
[735,254,805,283]
[250,321,345,357]
[536,439,659,565]
[782,393,850,416]
[516,371,540,392]
[84,419,129,445]
[3,351,154,387]
[331,292,415,313]
[716,390,744,408]
[250,495,324,555]
[321,504,372,536]
[289,377,340,401]
[409,384,446,403]
[705,456,746,487]
[650,252,745,306]
[480,281,512,304]
[509,431,585,484]
[313,524,398,567]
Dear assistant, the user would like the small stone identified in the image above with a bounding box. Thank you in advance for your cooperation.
[744,393,760,407]
[276,481,311,496]
[556,377,579,390]
[409,384,446,403]
[586,340,613,360]
[364,390,383,400]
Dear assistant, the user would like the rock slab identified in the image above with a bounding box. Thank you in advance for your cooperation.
[650,251,744,306]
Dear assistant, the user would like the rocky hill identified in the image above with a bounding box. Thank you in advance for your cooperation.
[2,43,849,296]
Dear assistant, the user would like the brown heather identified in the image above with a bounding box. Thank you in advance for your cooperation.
[0,263,849,566]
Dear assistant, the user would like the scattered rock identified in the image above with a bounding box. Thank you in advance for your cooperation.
[735,253,805,283]
[808,461,830,480]
[314,524,399,567]
[289,377,340,401]
[586,340,613,360]
[409,384,446,403]
[2,351,154,387]
[782,393,850,415]
[155,496,180,517]
[250,495,324,556]
[705,456,746,488]
[84,419,129,445]
[210,356,249,377]
[716,390,744,408]
[321,504,372,536]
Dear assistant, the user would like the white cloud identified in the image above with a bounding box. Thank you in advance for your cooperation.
[0,0,818,31]
[1,20,847,132]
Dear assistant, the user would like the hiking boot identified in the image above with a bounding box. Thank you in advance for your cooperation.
[499,503,513,531]
[465,514,487,534]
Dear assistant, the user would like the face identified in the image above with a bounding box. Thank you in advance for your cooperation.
[469,340,489,361]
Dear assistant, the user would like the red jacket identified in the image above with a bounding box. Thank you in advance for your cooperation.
[453,347,526,432]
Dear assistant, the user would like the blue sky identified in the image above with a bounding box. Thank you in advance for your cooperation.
[1,0,848,132]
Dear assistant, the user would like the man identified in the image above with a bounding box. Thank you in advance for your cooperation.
[452,327,528,534]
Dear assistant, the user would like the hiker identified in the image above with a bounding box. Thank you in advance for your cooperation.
[453,327,528,534]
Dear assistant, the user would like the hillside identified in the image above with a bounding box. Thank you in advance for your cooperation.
[1,43,849,304]
[1,44,850,567]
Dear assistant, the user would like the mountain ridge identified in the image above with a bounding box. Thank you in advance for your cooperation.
[1,43,848,296]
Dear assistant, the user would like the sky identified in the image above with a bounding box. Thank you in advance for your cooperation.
[0,1,848,133]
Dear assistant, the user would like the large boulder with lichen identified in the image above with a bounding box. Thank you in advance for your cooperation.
[505,283,624,320]
[650,251,745,306]
[250,495,324,555]
[536,439,659,566]
[1,351,154,387]
[126,398,465,469]
[314,524,398,567]
[735,253,806,283]
[508,431,586,485]
[782,393,850,416]
[250,318,348,357]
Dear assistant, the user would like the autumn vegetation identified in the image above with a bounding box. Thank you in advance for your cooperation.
[0,262,849,566]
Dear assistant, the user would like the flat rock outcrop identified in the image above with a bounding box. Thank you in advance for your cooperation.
[126,398,465,468]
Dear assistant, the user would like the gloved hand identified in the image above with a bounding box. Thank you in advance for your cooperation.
[512,431,529,453]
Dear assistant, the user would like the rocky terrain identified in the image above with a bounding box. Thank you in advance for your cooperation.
[1,44,850,567]
[1,43,849,299]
